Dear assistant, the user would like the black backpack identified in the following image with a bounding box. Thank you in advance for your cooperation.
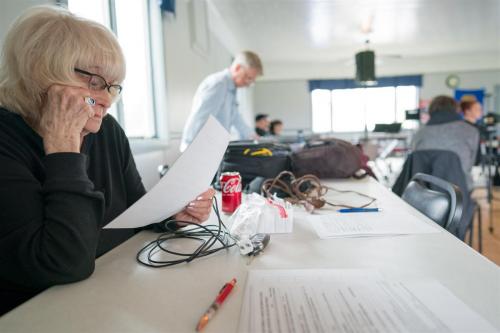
[216,141,291,188]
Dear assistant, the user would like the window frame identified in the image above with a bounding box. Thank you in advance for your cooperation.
[311,85,420,133]
[66,0,168,141]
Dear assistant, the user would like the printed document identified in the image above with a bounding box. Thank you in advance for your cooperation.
[238,269,497,333]
[105,116,229,228]
[307,211,439,238]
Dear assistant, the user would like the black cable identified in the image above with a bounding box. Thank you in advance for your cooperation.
[136,197,237,268]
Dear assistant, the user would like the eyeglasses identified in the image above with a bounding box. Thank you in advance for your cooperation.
[243,69,258,85]
[74,68,122,97]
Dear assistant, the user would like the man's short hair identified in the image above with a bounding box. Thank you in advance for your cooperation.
[255,114,268,122]
[232,51,263,75]
[428,95,457,114]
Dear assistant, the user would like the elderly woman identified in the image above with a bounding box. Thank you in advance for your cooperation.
[0,6,214,315]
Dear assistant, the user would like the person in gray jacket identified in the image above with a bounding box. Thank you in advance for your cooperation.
[411,95,479,190]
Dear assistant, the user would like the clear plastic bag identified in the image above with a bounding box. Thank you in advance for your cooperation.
[229,193,265,241]
[229,193,292,254]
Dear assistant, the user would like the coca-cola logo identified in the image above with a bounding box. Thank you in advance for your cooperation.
[222,178,241,193]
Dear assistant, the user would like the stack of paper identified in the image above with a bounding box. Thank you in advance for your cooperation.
[238,269,497,333]
[306,211,440,239]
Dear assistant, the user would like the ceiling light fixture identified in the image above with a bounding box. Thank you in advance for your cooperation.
[355,40,377,86]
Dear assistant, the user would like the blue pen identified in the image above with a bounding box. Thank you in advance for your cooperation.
[338,208,380,213]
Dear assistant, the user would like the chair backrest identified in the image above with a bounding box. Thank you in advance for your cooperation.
[402,173,463,233]
[392,150,469,195]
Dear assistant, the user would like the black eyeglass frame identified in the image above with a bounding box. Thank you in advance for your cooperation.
[74,68,123,96]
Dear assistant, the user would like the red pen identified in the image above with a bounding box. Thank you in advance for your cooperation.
[196,278,237,331]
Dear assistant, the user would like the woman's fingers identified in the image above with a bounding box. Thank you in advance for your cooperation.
[175,188,215,225]
[40,84,94,153]
[196,188,215,201]
[187,202,211,218]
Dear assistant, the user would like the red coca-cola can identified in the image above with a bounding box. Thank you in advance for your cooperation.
[220,171,242,214]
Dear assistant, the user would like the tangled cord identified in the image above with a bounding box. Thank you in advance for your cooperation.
[136,197,236,268]
[261,171,376,210]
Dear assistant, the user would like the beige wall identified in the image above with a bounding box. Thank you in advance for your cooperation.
[163,0,232,137]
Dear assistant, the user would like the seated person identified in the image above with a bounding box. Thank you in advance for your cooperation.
[460,97,484,165]
[461,97,483,126]
[270,120,283,136]
[411,95,479,190]
[0,6,214,315]
[255,113,270,136]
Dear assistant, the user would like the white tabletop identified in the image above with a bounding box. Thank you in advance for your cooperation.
[1,177,499,332]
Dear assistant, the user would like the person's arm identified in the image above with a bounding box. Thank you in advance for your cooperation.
[0,153,104,290]
[231,108,254,140]
[182,81,226,147]
[0,85,104,290]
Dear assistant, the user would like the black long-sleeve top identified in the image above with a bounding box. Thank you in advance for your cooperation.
[0,107,147,315]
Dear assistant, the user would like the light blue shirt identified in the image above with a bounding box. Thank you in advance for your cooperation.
[180,69,253,151]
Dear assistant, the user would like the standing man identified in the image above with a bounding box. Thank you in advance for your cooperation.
[180,51,263,151]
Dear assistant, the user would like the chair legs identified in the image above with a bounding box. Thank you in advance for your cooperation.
[467,200,483,253]
[477,203,482,253]
[468,217,474,246]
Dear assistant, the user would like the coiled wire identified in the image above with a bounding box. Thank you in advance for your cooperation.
[136,198,236,268]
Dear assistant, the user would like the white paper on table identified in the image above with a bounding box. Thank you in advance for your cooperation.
[238,269,498,333]
[306,210,440,239]
[105,116,229,229]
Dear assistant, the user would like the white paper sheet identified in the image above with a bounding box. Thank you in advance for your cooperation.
[238,269,498,333]
[105,116,229,229]
[306,211,440,239]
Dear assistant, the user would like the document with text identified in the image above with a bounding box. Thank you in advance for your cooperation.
[307,211,439,239]
[105,116,229,228]
[238,269,497,333]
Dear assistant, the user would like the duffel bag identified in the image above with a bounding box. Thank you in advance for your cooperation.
[217,141,291,188]
[291,138,367,179]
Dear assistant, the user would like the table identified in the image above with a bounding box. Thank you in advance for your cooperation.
[1,177,499,332]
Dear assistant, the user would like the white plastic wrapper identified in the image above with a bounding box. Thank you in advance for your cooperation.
[229,193,293,254]
[229,193,265,241]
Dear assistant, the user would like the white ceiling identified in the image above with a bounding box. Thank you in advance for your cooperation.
[207,0,500,79]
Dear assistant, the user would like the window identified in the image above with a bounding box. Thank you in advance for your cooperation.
[68,0,165,138]
[311,86,419,133]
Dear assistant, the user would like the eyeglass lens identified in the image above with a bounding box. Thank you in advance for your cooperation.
[88,76,121,96]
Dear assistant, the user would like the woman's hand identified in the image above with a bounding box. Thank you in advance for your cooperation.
[38,84,95,154]
[174,188,216,227]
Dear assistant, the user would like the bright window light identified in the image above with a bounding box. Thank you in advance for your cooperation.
[68,0,158,138]
[311,89,332,133]
[68,0,109,27]
[365,87,396,131]
[396,86,419,123]
[311,85,419,133]
[331,88,366,132]
[114,0,156,137]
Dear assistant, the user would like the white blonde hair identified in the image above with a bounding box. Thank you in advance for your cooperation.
[0,5,125,124]
[231,51,263,75]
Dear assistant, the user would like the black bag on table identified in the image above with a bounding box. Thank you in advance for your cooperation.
[216,141,291,188]
[291,138,368,179]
